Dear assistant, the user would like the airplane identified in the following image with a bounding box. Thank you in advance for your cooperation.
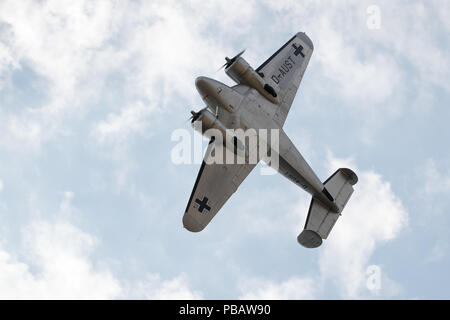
[183,32,358,248]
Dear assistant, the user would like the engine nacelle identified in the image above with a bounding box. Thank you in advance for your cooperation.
[192,108,245,154]
[225,57,279,104]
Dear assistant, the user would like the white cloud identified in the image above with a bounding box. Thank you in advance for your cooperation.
[0,39,18,87]
[124,274,203,300]
[263,1,403,106]
[0,191,202,299]
[235,152,408,299]
[92,101,154,144]
[0,0,114,102]
[1,0,446,151]
[0,0,116,149]
[0,113,43,151]
[265,0,449,122]
[0,220,121,299]
[235,186,304,237]
[0,179,3,192]
[0,0,258,149]
[239,276,317,299]
[0,0,442,300]
[0,219,203,299]
[317,153,408,298]
[313,17,402,107]
[375,0,450,92]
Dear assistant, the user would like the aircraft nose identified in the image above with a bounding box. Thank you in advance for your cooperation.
[195,76,215,98]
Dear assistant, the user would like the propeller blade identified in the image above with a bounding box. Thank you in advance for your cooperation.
[189,109,203,123]
[217,61,228,72]
[218,49,246,71]
[233,49,245,60]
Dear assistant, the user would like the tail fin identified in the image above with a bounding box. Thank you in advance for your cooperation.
[297,168,358,248]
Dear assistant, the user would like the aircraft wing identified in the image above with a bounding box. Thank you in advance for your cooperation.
[183,141,256,232]
[256,32,314,126]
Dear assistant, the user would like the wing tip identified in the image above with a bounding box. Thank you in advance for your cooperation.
[296,32,314,51]
[182,213,205,233]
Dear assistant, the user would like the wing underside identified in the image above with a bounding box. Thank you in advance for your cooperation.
[183,140,256,232]
[256,32,314,126]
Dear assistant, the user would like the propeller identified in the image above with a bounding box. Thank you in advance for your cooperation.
[189,109,203,123]
[218,49,245,71]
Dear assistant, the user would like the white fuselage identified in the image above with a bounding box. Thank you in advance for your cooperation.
[195,76,339,212]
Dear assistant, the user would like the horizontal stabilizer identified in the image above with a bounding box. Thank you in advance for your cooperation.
[297,168,358,248]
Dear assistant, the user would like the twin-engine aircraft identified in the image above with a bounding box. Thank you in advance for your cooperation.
[183,32,358,248]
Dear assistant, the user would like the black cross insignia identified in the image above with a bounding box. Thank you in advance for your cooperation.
[292,43,305,57]
[195,196,211,213]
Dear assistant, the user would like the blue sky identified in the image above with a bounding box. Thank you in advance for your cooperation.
[0,0,449,299]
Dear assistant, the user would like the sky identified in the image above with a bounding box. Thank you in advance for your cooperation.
[0,0,449,299]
